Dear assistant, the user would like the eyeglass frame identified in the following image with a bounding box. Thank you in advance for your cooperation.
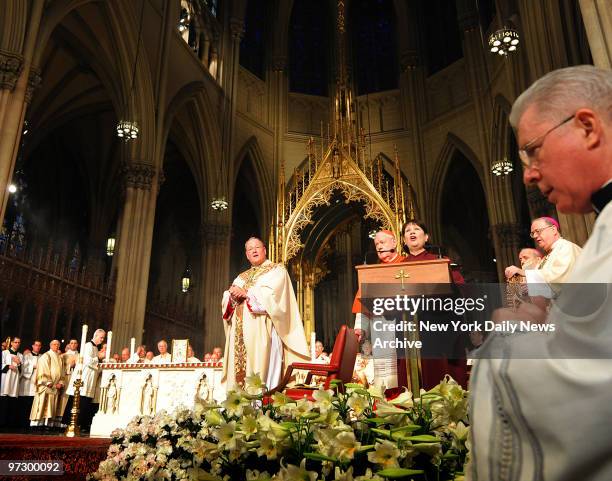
[529,225,555,238]
[518,114,575,169]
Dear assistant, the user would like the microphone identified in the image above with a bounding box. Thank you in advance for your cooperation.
[376,248,396,253]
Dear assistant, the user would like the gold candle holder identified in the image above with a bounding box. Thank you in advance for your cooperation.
[65,376,83,437]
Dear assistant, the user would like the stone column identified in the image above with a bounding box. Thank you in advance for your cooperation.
[0,0,44,226]
[398,52,428,220]
[200,220,230,351]
[111,161,160,351]
[491,223,522,280]
[579,0,612,68]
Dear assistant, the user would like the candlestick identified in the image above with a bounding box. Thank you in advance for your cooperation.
[105,331,112,363]
[79,324,88,356]
[310,331,316,361]
[130,337,136,357]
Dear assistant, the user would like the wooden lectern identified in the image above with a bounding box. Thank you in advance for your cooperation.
[355,259,453,394]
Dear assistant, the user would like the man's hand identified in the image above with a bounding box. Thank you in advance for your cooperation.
[505,265,525,279]
[355,329,364,342]
[229,285,248,302]
[9,365,17,371]
[12,355,21,365]
[55,382,63,390]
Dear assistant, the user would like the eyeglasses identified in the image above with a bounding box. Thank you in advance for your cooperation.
[518,114,575,169]
[529,225,554,238]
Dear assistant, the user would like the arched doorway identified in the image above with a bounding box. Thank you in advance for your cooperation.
[230,154,263,278]
[440,152,496,282]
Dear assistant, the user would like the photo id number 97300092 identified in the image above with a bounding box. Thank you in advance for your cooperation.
[0,460,64,475]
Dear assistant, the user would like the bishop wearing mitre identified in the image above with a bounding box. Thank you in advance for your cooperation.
[30,340,65,428]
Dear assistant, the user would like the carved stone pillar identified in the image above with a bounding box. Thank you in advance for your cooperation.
[0,0,44,226]
[398,52,427,220]
[200,220,230,351]
[111,162,159,351]
[491,222,522,280]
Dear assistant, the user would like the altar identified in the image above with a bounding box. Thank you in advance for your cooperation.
[90,362,224,437]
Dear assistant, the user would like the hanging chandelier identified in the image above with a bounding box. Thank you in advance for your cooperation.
[491,158,514,176]
[211,197,229,210]
[116,1,145,141]
[116,120,139,140]
[106,237,116,256]
[488,28,519,56]
[181,267,192,293]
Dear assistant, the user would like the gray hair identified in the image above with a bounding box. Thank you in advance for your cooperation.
[509,65,612,128]
[244,237,265,249]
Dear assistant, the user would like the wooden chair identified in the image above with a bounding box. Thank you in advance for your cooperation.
[266,325,359,400]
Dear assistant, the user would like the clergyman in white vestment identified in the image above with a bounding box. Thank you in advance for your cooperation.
[222,237,310,391]
[469,65,612,481]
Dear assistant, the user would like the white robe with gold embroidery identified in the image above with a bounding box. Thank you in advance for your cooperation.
[222,260,310,391]
[30,350,64,423]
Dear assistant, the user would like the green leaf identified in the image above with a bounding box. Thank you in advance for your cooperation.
[304,452,339,462]
[357,444,375,452]
[280,421,297,430]
[442,452,460,459]
[390,425,421,434]
[404,434,439,443]
[371,428,392,438]
[364,417,391,425]
[377,467,425,478]
[330,379,342,385]
[345,383,364,389]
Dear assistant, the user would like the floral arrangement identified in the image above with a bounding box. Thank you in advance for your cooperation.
[89,375,470,481]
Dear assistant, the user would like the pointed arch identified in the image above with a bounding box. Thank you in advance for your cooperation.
[162,81,222,216]
[232,136,274,234]
[428,133,486,241]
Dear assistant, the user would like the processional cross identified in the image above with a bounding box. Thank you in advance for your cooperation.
[394,269,410,290]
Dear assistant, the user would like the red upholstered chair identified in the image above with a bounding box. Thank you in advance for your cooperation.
[266,325,359,401]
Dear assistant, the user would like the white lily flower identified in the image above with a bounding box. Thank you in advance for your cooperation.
[367,439,400,468]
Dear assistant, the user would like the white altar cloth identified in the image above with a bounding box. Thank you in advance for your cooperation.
[90,362,224,437]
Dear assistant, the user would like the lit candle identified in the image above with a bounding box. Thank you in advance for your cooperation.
[130,337,136,357]
[105,331,112,363]
[310,331,316,361]
[80,324,88,357]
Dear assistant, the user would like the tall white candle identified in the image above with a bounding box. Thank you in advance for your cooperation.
[105,331,112,363]
[80,324,88,357]
[310,331,316,360]
[130,337,136,357]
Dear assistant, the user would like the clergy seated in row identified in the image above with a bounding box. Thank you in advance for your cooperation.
[127,345,147,363]
[352,340,374,387]
[187,345,200,363]
[30,340,64,428]
[1,337,23,428]
[505,217,582,299]
[152,340,172,364]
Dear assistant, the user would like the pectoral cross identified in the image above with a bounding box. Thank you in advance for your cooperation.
[395,269,410,289]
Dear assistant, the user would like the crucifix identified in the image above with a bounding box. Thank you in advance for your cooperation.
[394,269,410,289]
